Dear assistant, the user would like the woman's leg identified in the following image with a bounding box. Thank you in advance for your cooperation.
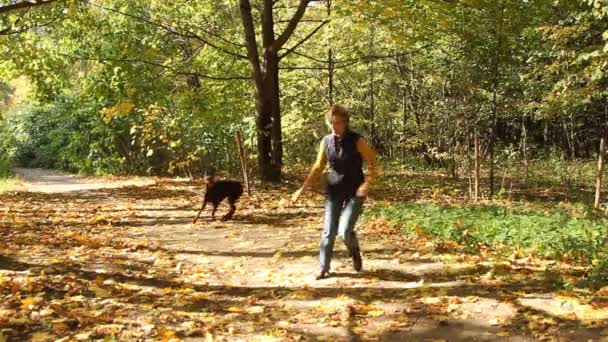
[319,197,343,274]
[338,197,364,271]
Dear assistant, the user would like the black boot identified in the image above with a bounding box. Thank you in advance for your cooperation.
[352,246,362,272]
[316,270,330,280]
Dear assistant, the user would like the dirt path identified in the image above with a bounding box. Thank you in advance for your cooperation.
[13,168,156,193]
[0,169,605,341]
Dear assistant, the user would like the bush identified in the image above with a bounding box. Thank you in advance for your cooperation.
[0,119,15,178]
[8,95,246,177]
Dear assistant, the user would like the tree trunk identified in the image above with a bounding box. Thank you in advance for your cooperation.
[369,26,376,146]
[235,129,251,196]
[268,53,283,181]
[489,1,506,199]
[474,127,481,202]
[594,108,608,209]
[594,133,606,209]
[254,89,274,181]
[402,78,408,162]
[239,0,311,182]
[327,0,334,106]
[521,114,529,182]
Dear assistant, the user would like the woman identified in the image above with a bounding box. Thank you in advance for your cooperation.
[292,104,378,280]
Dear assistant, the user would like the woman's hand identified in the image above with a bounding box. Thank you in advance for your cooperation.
[291,187,304,203]
[292,180,315,203]
[355,184,369,198]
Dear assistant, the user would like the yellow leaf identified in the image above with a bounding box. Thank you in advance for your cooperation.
[192,293,209,301]
[21,297,37,310]
[246,306,265,314]
[158,327,181,342]
[30,332,55,342]
[496,331,511,337]
[367,309,385,317]
[89,286,110,298]
[489,318,501,326]
[226,306,244,313]
[272,251,282,262]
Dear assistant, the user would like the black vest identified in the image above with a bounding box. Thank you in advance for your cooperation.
[323,130,365,198]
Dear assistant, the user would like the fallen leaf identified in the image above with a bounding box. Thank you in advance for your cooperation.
[367,310,385,317]
[430,315,449,321]
[489,318,501,326]
[159,327,179,342]
[31,332,56,342]
[21,296,37,310]
[272,251,282,262]
[89,286,111,298]
[246,306,265,314]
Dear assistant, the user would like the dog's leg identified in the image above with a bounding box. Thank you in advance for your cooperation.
[227,201,237,220]
[211,203,218,220]
[192,201,207,224]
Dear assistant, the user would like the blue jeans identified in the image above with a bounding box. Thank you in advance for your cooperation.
[319,196,364,273]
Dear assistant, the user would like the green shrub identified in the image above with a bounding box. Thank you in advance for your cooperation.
[0,119,15,178]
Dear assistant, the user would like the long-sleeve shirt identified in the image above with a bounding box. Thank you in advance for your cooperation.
[303,135,378,191]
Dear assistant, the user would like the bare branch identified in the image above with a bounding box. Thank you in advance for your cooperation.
[0,6,64,35]
[271,0,309,51]
[61,54,249,81]
[280,65,328,70]
[0,0,59,14]
[289,50,327,64]
[279,20,328,59]
[87,2,248,60]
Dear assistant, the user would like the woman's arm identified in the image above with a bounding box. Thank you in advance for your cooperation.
[292,139,327,202]
[356,137,378,197]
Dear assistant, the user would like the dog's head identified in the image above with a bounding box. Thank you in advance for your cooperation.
[203,175,216,188]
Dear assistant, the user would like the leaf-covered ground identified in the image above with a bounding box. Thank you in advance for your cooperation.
[1,169,608,341]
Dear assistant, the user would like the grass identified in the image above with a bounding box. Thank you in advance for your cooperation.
[0,177,24,193]
[365,202,608,275]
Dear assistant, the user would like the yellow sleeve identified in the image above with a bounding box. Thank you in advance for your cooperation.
[356,137,378,189]
[303,139,327,186]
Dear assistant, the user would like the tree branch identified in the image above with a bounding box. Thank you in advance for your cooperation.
[289,50,327,64]
[279,19,328,59]
[271,0,309,52]
[61,54,249,81]
[238,0,263,85]
[0,0,59,14]
[87,1,248,60]
[285,45,433,68]
[0,6,64,35]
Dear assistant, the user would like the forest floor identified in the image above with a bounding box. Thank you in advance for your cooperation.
[0,168,607,341]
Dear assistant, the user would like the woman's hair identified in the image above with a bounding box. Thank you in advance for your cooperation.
[325,104,350,127]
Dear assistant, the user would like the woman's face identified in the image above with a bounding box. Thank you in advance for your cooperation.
[330,115,347,136]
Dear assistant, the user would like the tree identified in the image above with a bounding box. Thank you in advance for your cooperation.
[238,0,327,181]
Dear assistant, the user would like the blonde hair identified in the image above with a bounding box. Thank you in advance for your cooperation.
[325,104,350,127]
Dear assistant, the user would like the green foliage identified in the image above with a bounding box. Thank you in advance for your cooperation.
[366,202,608,271]
[0,119,14,178]
[8,94,248,176]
